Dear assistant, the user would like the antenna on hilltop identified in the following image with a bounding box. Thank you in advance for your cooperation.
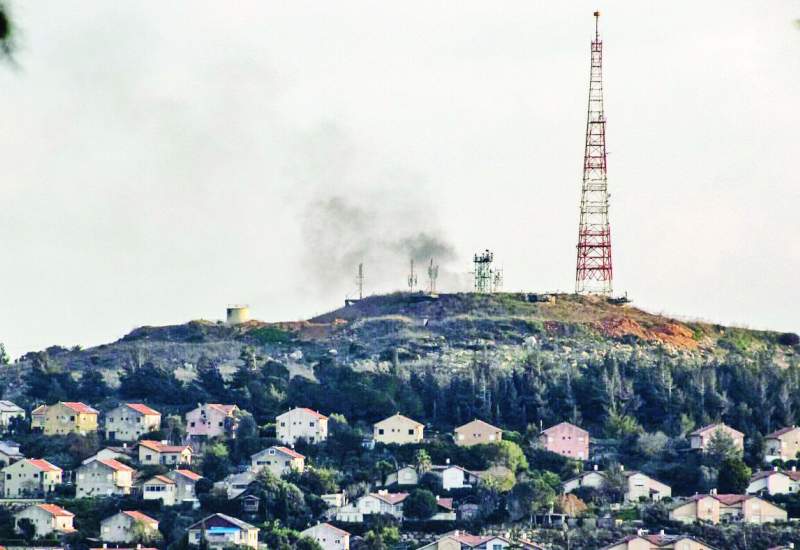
[407,259,418,292]
[575,10,613,296]
[427,258,439,294]
[356,263,365,300]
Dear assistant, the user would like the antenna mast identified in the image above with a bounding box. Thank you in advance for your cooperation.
[575,10,613,295]
[407,259,418,292]
[356,263,364,300]
[427,258,439,294]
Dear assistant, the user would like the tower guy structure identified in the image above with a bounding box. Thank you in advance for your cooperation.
[575,11,613,295]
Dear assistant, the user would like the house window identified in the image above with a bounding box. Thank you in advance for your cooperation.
[408,429,414,435]
[378,429,385,435]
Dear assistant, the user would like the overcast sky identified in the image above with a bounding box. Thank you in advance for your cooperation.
[1,1,798,358]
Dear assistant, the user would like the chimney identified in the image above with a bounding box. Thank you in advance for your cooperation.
[593,464,598,471]
[659,529,665,536]
[446,458,450,465]
[710,488,717,496]
[774,466,779,472]
[620,465,625,471]
[793,466,797,472]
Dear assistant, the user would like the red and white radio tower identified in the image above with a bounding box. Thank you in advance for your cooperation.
[575,11,613,295]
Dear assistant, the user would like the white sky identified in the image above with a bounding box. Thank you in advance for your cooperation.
[1,1,799,358]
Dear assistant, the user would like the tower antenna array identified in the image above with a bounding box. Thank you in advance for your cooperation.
[575,10,613,295]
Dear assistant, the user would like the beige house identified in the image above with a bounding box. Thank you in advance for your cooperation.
[373,414,424,445]
[276,407,329,445]
[454,419,503,447]
[143,474,177,506]
[187,513,259,550]
[562,468,671,502]
[335,491,408,522]
[138,440,192,466]
[41,402,99,435]
[3,458,63,497]
[417,532,543,550]
[0,401,25,429]
[15,504,75,538]
[76,458,134,498]
[670,493,787,524]
[689,423,744,452]
[251,446,305,477]
[100,511,159,543]
[31,405,47,431]
[169,468,202,503]
[747,468,800,496]
[600,534,718,550]
[104,403,161,442]
[300,522,351,550]
[540,422,590,460]
[764,426,800,462]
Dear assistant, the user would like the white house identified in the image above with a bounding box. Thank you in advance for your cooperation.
[250,446,305,477]
[169,468,203,504]
[214,470,257,499]
[0,440,24,466]
[143,474,177,506]
[104,403,161,442]
[14,504,75,538]
[0,401,25,429]
[385,466,419,487]
[300,522,350,550]
[276,408,328,445]
[76,458,134,498]
[747,468,800,496]
[187,513,259,550]
[433,464,481,491]
[100,511,158,543]
[335,491,408,522]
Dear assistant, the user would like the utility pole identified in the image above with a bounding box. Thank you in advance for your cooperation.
[407,259,418,292]
[575,11,613,295]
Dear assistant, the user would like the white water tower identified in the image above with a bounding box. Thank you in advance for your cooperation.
[226,305,250,325]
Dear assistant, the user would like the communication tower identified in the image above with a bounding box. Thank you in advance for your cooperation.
[473,250,499,293]
[407,259,418,292]
[356,263,365,300]
[575,11,613,295]
[427,258,439,294]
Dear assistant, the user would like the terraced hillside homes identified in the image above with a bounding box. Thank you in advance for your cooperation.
[41,402,99,435]
[540,422,589,460]
[75,458,134,498]
[100,511,159,543]
[601,533,719,550]
[14,504,75,538]
[669,493,786,524]
[104,403,161,442]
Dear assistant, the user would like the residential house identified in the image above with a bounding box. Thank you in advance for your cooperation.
[335,491,408,522]
[138,440,192,466]
[100,511,158,543]
[563,466,672,502]
[14,504,75,538]
[168,469,202,504]
[142,474,177,506]
[30,405,47,431]
[431,464,480,491]
[300,523,350,550]
[432,497,457,521]
[385,466,419,487]
[0,401,25,429]
[454,419,503,447]
[187,513,259,550]
[600,533,719,550]
[416,531,543,550]
[3,458,62,497]
[185,404,239,440]
[76,458,134,498]
[540,422,589,460]
[764,426,800,462]
[215,471,257,499]
[104,403,161,442]
[0,440,24,467]
[747,468,800,496]
[669,493,787,524]
[373,414,424,445]
[689,423,744,452]
[276,407,328,445]
[251,446,305,477]
[41,402,99,435]
[81,446,133,465]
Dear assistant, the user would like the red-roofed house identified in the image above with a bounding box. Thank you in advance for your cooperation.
[100,511,159,543]
[186,404,239,440]
[169,469,203,504]
[540,422,589,460]
[138,440,192,466]
[15,503,75,537]
[76,458,134,498]
[41,402,99,435]
[600,533,718,550]
[276,407,329,445]
[689,423,744,452]
[670,492,786,524]
[251,446,305,477]
[300,522,350,550]
[143,474,177,506]
[2,458,63,497]
[765,426,800,462]
[104,403,162,442]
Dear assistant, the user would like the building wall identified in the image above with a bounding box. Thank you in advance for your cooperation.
[139,445,191,466]
[765,429,800,461]
[171,474,198,502]
[186,406,234,438]
[143,481,176,506]
[252,450,304,477]
[44,404,98,435]
[563,472,605,494]
[0,407,25,428]
[440,467,466,490]
[691,425,744,451]
[386,467,418,487]
[188,527,258,550]
[742,497,788,523]
[104,406,161,441]
[276,409,328,445]
[454,422,502,447]
[15,507,71,538]
[541,424,589,459]
[100,513,156,543]
[625,473,671,502]
[2,460,62,497]
[301,524,349,550]
[76,461,131,498]
[373,417,423,445]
